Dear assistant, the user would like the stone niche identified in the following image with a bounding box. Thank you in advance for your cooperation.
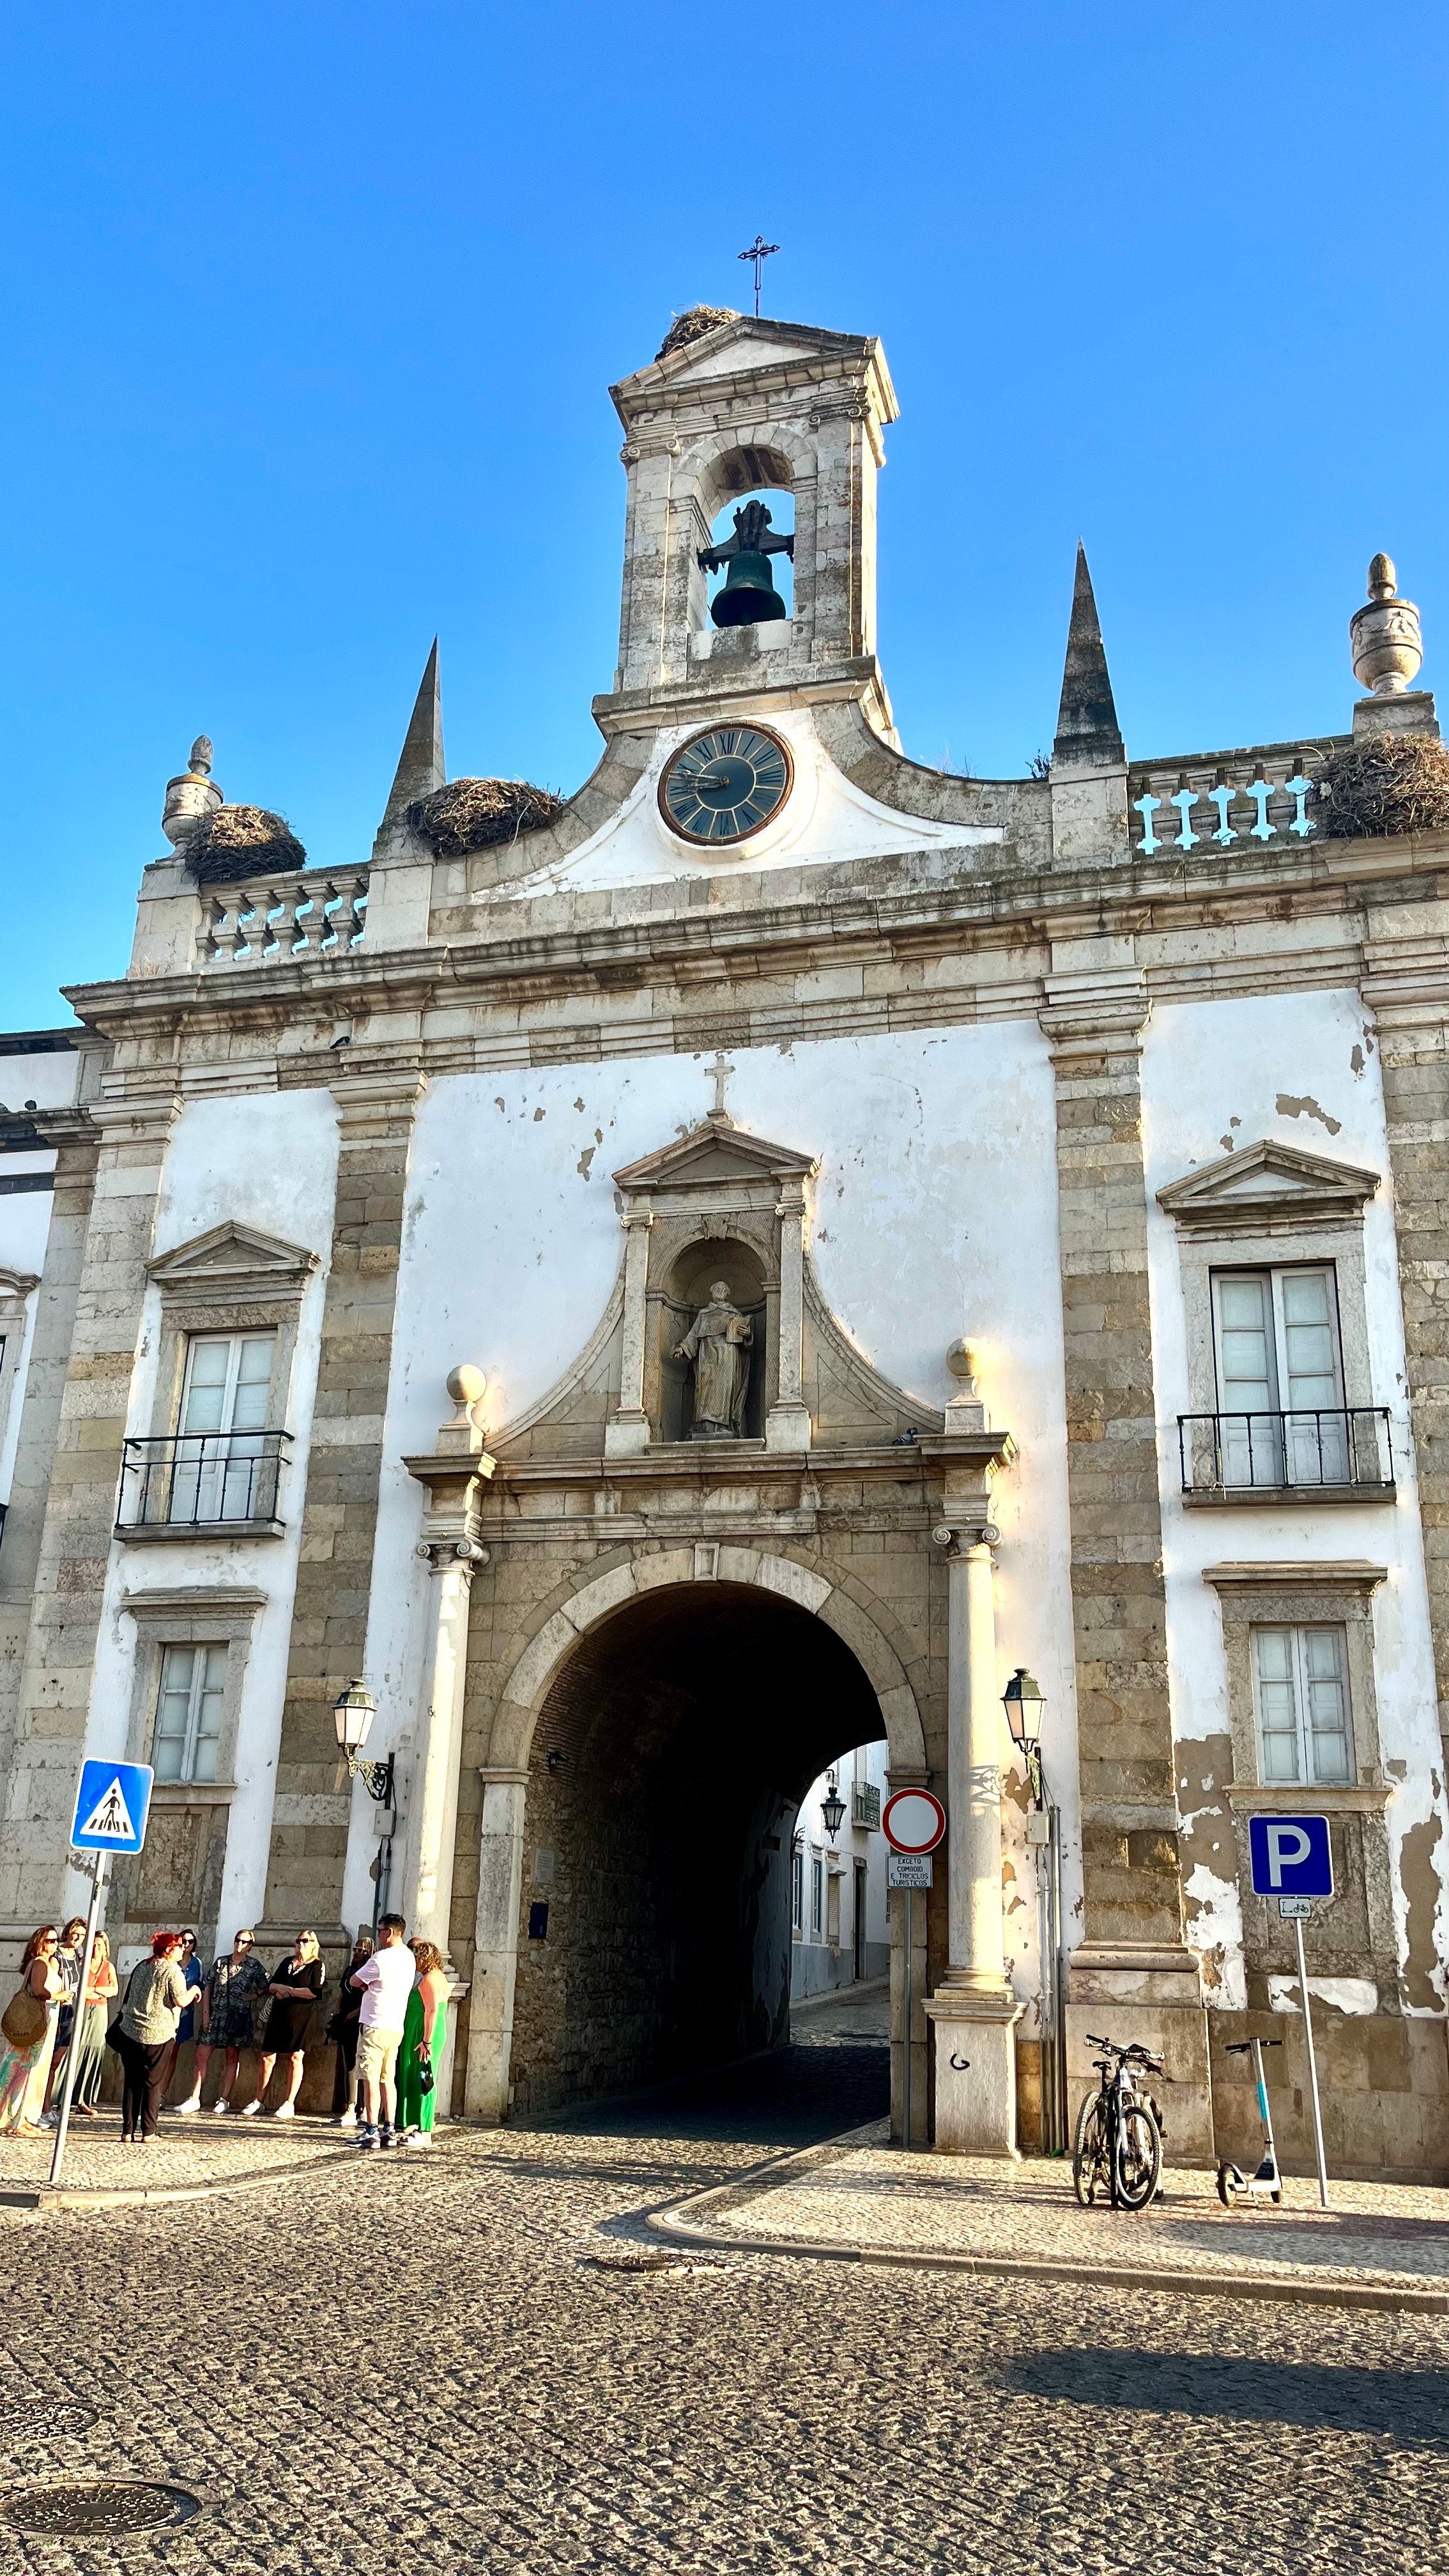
[489,1110,942,1466]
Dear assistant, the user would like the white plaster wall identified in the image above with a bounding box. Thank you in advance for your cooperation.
[1142,988,1447,2009]
[70,1089,340,1937]
[353,1024,1082,1999]
[506,714,1000,898]
[0,1045,82,1508]
[0,1171,56,1506]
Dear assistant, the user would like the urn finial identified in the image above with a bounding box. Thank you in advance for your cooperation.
[1351,554,1423,698]
[161,733,223,847]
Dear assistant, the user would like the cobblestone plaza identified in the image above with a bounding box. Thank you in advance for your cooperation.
[2,2055,1446,2575]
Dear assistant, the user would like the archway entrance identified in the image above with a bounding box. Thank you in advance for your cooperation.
[505,1582,888,2116]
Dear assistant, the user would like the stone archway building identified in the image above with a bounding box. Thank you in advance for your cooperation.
[0,310,1446,2177]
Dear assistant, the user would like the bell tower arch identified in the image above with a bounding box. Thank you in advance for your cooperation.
[603,314,899,739]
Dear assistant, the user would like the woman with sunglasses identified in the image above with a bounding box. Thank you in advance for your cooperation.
[177,1928,268,2115]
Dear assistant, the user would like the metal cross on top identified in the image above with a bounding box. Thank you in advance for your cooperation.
[704,1050,735,1119]
[736,234,780,318]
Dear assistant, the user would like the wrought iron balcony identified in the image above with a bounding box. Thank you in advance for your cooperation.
[116,1430,292,1535]
[1177,1407,1393,1500]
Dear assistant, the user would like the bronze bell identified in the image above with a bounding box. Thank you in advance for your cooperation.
[699,500,794,629]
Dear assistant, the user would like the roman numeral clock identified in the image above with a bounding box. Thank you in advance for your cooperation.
[658,725,793,845]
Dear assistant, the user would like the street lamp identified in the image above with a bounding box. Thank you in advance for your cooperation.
[820,1773,847,1839]
[333,1679,394,1808]
[1002,1666,1045,1807]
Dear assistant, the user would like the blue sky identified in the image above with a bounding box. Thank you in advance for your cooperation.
[2,4,1445,1028]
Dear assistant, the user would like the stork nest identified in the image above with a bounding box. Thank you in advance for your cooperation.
[405,778,564,859]
[1317,733,1449,839]
[656,305,739,363]
[185,804,307,884]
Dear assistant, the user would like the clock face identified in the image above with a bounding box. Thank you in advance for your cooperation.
[658,725,793,845]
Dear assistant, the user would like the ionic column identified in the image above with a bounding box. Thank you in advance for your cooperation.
[394,1369,494,1958]
[399,1544,486,1954]
[765,1179,811,1452]
[923,1514,1022,2156]
[605,1209,652,1457]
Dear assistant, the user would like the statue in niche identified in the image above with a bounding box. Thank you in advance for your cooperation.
[674,1281,753,1438]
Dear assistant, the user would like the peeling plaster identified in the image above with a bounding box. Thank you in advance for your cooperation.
[1275,1091,1342,1135]
[1183,1861,1246,2009]
[1268,1975,1378,2016]
[1400,1812,1447,2009]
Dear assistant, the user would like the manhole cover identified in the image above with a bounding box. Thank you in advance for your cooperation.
[5,2399,97,2442]
[0,2481,200,2536]
[580,2248,724,2278]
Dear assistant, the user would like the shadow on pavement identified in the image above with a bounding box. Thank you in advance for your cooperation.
[1002,2349,1449,2444]
[522,2041,889,2151]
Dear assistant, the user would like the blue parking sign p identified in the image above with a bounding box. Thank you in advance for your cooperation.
[70,1759,154,1853]
[1248,1812,1333,1900]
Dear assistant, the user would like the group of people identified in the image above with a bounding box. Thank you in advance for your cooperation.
[0,1912,447,2150]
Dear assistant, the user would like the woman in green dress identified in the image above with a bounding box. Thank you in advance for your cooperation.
[396,1939,448,2146]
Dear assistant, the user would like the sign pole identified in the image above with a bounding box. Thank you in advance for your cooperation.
[902,1886,912,2151]
[48,1850,107,2188]
[881,1790,946,2157]
[1293,1912,1330,2209]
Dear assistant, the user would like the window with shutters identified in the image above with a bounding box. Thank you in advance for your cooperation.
[1251,1623,1354,1787]
[152,1641,229,1785]
[1210,1266,1347,1483]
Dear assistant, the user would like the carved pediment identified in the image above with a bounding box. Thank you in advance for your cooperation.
[613,1116,817,1198]
[1157,1140,1379,1236]
[147,1220,320,1304]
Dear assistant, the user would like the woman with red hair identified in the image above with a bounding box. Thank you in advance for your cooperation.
[113,1931,192,2144]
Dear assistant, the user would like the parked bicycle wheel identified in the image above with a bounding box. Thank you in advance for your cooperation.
[1112,2101,1162,2210]
[1072,2091,1108,2206]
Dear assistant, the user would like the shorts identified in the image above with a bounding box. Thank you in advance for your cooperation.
[355,2025,402,2087]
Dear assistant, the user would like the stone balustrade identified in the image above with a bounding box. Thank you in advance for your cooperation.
[198,868,369,967]
[1128,744,1344,857]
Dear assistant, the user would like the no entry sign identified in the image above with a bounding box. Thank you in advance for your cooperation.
[882,1787,946,1855]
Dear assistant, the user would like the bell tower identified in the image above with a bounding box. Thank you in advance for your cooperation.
[600,311,899,740]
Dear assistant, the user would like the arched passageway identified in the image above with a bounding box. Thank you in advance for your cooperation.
[506,1582,887,2115]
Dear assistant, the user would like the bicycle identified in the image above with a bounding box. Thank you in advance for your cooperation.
[1072,2033,1166,2211]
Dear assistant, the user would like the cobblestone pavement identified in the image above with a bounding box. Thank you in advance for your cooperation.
[0,2115,345,2199]
[691,2134,1449,2297]
[1,2046,1446,2575]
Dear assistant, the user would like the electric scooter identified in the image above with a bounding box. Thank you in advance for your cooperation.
[1216,2035,1284,2207]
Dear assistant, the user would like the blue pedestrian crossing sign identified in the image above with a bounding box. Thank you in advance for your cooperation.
[70,1759,154,1853]
[1248,1812,1333,1901]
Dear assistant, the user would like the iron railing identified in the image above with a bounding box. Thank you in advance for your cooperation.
[1178,1407,1393,1496]
[116,1430,292,1533]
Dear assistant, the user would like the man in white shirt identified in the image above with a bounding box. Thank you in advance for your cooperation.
[350,1913,416,2150]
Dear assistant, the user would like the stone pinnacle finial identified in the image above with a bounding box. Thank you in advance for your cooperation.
[1351,554,1423,698]
[1052,542,1124,768]
[379,640,445,834]
[161,733,222,847]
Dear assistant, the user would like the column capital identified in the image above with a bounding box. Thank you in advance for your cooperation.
[1039,969,1150,1060]
[930,1521,1000,1555]
[331,1061,427,1142]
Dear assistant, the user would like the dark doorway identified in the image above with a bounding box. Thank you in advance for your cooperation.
[853,1859,868,1982]
[508,1581,886,2117]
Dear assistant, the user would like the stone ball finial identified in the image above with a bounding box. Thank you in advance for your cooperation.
[447,1363,487,1414]
[1351,553,1423,698]
[946,1337,979,1385]
[161,733,223,848]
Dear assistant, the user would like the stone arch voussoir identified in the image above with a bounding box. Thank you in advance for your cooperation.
[486,1543,926,1776]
